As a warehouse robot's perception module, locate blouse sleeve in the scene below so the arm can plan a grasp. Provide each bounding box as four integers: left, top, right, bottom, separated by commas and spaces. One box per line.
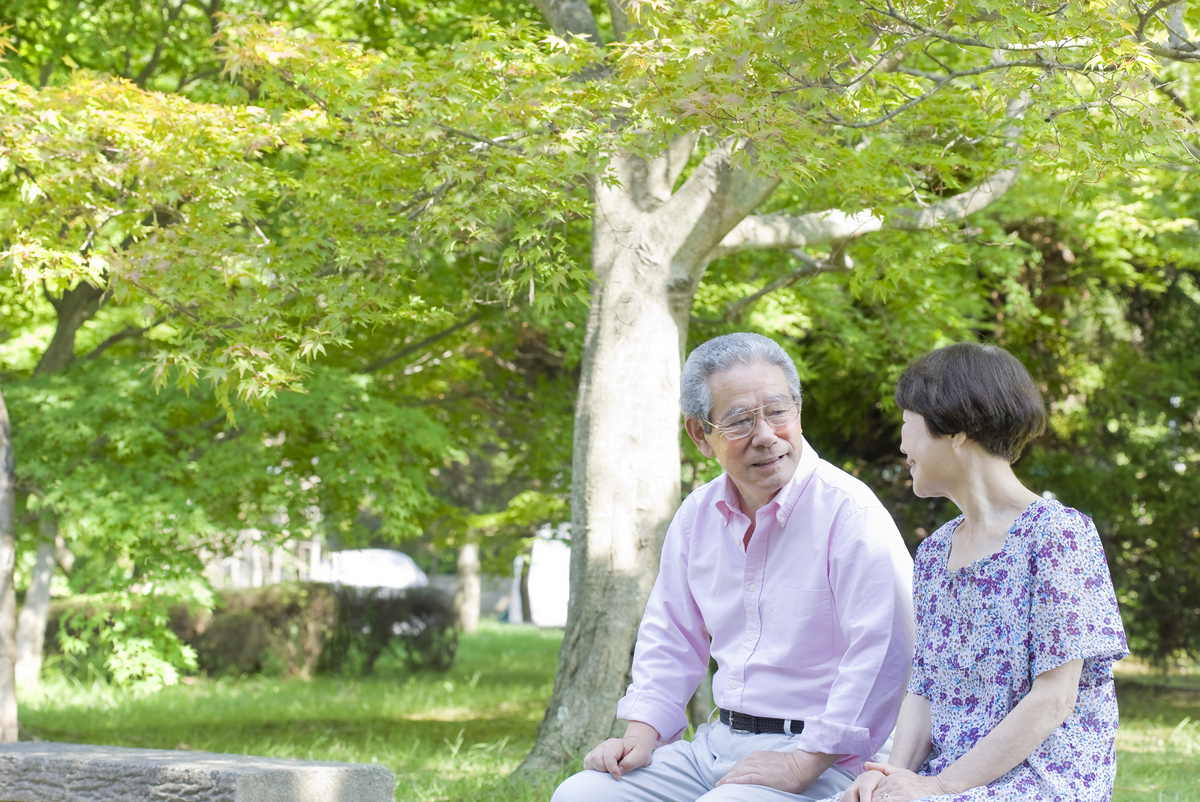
1028, 505, 1129, 678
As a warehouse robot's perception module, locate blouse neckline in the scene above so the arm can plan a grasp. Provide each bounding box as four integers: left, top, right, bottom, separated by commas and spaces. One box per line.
942, 497, 1050, 575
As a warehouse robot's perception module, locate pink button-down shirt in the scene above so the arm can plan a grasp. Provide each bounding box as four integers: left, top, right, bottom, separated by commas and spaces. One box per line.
616, 438, 914, 773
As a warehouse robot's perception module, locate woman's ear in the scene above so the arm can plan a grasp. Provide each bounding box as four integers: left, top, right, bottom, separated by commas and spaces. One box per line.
684, 417, 716, 458
949, 431, 969, 450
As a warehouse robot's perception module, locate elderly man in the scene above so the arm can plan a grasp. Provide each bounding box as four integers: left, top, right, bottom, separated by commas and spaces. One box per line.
552, 333, 914, 802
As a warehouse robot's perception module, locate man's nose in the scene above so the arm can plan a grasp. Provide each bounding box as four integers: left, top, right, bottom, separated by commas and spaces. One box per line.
748, 414, 776, 443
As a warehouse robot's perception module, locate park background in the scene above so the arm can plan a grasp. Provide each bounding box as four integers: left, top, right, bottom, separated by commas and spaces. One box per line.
2, 0, 1200, 798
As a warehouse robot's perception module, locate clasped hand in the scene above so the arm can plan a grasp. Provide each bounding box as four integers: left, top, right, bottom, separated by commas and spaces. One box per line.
583, 733, 655, 779
840, 762, 949, 802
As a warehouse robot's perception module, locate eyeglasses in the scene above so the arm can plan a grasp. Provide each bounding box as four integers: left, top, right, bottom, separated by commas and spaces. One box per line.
702, 400, 800, 441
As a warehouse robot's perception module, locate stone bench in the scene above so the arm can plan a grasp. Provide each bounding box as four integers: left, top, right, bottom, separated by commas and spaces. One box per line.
0, 742, 394, 802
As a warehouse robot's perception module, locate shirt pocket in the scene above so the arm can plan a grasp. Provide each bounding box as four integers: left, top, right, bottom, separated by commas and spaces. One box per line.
763, 588, 836, 668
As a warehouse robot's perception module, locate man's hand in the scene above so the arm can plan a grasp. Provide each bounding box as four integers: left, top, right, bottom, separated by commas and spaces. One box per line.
862, 761, 949, 802
716, 749, 836, 793
582, 721, 658, 780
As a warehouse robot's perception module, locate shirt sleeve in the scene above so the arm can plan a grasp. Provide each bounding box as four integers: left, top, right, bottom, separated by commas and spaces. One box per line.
1029, 506, 1129, 679
615, 500, 711, 743
786, 505, 915, 767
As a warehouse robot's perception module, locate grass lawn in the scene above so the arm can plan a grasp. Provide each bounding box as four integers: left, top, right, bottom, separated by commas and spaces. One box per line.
1113, 665, 1200, 802
21, 621, 573, 801
19, 622, 1200, 801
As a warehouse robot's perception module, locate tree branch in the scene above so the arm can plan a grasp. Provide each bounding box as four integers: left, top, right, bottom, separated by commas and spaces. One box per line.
713, 167, 1019, 258
825, 61, 1062, 129
133, 0, 187, 88
361, 314, 481, 374
888, 167, 1020, 230
662, 138, 781, 282
716, 92, 1026, 259
867, 3, 1098, 53
691, 249, 852, 325
83, 316, 169, 361
605, 0, 631, 41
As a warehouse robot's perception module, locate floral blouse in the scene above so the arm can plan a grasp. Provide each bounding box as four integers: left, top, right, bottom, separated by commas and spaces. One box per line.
905, 499, 1129, 801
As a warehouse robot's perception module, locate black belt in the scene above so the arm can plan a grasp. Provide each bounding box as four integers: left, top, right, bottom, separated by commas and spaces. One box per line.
719, 708, 804, 735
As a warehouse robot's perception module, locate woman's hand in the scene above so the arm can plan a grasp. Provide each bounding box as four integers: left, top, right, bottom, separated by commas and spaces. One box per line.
863, 762, 949, 802
837, 767, 885, 801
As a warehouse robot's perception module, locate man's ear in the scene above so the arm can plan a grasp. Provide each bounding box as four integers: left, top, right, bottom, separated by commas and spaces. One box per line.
684, 417, 716, 458
949, 431, 969, 450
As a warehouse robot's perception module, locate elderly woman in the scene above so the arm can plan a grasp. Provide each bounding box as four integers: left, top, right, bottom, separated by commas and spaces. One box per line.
837, 343, 1128, 802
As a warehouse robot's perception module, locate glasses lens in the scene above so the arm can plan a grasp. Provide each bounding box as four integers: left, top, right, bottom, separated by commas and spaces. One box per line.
718, 403, 797, 439
765, 404, 799, 426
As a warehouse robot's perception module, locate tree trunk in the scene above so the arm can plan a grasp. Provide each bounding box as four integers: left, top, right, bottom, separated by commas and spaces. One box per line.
15, 515, 57, 688
34, 282, 104, 376
518, 144, 776, 773
520, 210, 684, 769
455, 542, 481, 634
2, 281, 106, 701
0, 386, 19, 741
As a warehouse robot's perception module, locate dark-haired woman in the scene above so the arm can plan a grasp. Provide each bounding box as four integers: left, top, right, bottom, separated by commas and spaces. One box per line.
836, 343, 1128, 802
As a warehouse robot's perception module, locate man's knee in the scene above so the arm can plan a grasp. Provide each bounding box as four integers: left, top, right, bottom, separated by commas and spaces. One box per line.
551, 768, 618, 802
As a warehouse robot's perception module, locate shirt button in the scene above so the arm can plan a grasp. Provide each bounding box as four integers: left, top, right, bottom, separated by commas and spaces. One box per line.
730, 679, 740, 689
748, 583, 757, 592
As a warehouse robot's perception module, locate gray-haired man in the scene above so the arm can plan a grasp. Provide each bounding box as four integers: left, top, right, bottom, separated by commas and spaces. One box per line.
553, 332, 914, 802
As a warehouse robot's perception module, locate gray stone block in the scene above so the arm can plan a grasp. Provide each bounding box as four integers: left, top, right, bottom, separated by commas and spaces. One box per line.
0, 742, 394, 802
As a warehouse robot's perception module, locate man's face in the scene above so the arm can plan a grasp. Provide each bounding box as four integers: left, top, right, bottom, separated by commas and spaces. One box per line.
684, 361, 803, 514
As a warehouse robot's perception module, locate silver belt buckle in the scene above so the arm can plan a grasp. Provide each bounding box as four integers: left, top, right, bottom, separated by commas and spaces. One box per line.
728, 711, 755, 734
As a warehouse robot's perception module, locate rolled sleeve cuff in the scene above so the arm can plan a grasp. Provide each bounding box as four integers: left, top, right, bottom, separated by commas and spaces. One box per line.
785, 717, 873, 764
616, 688, 689, 744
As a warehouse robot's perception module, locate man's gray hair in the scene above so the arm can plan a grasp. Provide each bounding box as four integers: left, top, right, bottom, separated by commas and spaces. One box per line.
680, 333, 802, 428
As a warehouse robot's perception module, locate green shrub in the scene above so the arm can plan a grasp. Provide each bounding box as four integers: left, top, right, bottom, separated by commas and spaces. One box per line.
198, 583, 336, 678
327, 585, 459, 674
45, 581, 458, 682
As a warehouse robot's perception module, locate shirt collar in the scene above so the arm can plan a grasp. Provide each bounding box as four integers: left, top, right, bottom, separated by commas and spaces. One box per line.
713, 437, 820, 526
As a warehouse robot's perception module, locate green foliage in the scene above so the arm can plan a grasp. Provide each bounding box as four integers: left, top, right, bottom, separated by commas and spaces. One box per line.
997, 174, 1200, 663
48, 588, 208, 690
6, 0, 1200, 678
0, 0, 545, 99
614, 0, 1181, 192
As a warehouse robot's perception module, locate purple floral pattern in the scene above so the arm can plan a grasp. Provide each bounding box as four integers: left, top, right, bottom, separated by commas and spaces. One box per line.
903, 499, 1129, 801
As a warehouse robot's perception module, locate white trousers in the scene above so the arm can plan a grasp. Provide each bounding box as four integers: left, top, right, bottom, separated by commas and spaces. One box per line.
551, 723, 855, 802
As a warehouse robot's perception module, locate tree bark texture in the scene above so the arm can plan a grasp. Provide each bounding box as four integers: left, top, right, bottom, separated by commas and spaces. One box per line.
455, 542, 482, 634
15, 516, 56, 688
0, 386, 19, 742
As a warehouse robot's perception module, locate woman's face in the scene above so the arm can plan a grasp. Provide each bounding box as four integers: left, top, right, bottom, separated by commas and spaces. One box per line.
900, 410, 954, 498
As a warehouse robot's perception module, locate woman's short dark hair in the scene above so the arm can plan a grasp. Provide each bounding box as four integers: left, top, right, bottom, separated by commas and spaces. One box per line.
894, 343, 1047, 463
